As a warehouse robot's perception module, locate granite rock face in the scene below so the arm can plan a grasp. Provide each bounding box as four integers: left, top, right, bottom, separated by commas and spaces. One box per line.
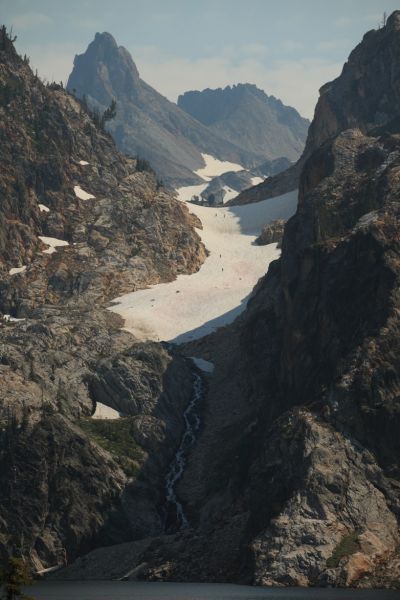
191, 16, 400, 585
255, 219, 285, 246
0, 306, 195, 570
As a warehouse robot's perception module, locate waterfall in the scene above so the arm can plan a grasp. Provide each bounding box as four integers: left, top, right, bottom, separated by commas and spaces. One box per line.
164, 370, 204, 530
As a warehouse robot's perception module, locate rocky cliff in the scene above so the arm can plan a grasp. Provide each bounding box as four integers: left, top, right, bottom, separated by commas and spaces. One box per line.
178, 84, 309, 163
176, 13, 400, 587
233, 10, 400, 206
0, 26, 205, 571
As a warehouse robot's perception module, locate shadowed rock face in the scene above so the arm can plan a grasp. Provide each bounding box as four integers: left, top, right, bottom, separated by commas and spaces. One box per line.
177, 13, 400, 586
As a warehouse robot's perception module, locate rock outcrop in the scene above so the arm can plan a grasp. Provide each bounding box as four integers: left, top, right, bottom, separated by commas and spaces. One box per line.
255, 219, 285, 246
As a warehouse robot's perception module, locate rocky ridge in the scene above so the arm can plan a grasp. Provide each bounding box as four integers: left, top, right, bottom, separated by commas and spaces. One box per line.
67, 33, 259, 186
178, 84, 309, 163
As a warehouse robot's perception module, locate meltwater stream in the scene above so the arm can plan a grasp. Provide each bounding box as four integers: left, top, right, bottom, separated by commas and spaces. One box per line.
165, 369, 205, 529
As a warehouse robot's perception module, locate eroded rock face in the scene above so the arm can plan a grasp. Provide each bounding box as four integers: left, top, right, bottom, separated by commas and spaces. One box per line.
223, 99, 400, 590
178, 84, 309, 163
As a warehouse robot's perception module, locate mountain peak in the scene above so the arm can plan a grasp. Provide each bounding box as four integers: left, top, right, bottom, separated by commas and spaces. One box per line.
93, 31, 118, 47
67, 32, 140, 105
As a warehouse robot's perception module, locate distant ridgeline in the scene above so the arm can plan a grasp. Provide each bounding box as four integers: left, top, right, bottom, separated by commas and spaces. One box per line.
67, 33, 309, 186
178, 84, 309, 164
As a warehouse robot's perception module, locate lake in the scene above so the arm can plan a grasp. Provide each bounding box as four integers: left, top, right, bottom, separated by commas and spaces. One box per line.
25, 581, 400, 600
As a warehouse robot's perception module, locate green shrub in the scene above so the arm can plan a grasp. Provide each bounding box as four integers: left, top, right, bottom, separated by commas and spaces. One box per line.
0, 557, 34, 600
326, 531, 360, 568
79, 417, 142, 477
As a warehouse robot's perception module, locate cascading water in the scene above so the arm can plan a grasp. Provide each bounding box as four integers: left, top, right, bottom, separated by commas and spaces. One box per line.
165, 370, 204, 530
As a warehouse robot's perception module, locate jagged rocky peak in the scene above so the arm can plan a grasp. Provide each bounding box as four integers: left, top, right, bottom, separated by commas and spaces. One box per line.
67, 33, 272, 186
68, 31, 141, 105
178, 83, 309, 162
178, 83, 303, 127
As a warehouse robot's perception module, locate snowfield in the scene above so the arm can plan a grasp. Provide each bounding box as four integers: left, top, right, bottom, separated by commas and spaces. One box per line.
222, 186, 238, 203
109, 189, 298, 343
251, 176, 265, 186
92, 402, 121, 419
194, 153, 244, 180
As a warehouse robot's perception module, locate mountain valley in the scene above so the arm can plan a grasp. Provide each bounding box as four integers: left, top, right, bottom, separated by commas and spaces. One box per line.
0, 8, 400, 594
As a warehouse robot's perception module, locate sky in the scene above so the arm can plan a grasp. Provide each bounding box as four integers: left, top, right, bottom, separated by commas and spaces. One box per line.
2, 0, 399, 119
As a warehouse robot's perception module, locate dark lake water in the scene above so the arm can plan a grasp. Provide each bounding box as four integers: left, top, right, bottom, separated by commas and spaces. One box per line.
25, 581, 400, 600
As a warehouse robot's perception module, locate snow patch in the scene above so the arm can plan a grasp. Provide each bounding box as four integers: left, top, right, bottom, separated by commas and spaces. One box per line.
194, 153, 244, 181
190, 357, 215, 373
9, 266, 27, 275
222, 186, 238, 203
92, 402, 121, 420
251, 176, 264, 186
176, 183, 208, 203
38, 204, 50, 213
109, 190, 298, 344
3, 314, 25, 323
74, 185, 95, 200
39, 236, 69, 254
78, 160, 89, 165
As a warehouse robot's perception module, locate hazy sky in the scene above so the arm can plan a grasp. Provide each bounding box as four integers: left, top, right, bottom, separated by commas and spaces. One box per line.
2, 0, 399, 118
